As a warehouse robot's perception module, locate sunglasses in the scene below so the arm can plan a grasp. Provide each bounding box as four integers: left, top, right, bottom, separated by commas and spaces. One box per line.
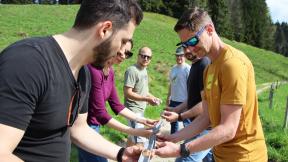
67, 85, 81, 127
139, 54, 152, 60
176, 26, 206, 48
176, 54, 185, 57
117, 50, 133, 59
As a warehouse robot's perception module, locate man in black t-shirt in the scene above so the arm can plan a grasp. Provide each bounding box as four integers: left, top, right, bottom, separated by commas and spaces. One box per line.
0, 1, 144, 162
161, 53, 213, 162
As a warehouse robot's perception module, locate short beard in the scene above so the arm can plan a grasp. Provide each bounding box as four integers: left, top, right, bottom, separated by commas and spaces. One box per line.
91, 34, 115, 69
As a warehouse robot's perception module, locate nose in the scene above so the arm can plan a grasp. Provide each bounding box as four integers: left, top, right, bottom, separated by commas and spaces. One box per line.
186, 46, 196, 52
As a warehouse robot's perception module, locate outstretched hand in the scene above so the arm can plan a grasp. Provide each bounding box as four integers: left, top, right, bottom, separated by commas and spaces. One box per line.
154, 141, 180, 158
161, 110, 179, 123
156, 133, 177, 143
139, 118, 158, 128
122, 145, 144, 162
132, 127, 153, 138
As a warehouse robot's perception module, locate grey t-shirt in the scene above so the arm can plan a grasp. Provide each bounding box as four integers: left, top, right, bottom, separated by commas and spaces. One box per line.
169, 63, 190, 102
124, 64, 149, 113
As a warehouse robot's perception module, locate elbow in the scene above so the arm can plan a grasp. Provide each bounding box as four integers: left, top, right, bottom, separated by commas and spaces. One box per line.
223, 127, 237, 142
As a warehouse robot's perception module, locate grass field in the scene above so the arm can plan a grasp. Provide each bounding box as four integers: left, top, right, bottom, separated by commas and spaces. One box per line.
258, 83, 288, 162
0, 4, 288, 162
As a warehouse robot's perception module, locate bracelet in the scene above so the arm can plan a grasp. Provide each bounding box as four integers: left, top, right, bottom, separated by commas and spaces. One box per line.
178, 113, 183, 121
117, 147, 125, 162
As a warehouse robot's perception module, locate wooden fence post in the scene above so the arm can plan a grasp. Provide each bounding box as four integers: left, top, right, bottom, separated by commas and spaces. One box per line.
283, 96, 288, 129
269, 83, 276, 109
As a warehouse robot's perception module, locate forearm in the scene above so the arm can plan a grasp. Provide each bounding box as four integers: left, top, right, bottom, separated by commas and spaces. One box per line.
125, 91, 148, 102
106, 118, 149, 137
166, 85, 171, 106
0, 154, 24, 162
186, 124, 234, 153
180, 102, 203, 120
172, 112, 210, 142
173, 101, 188, 113
71, 122, 121, 161
106, 118, 132, 134
118, 108, 141, 122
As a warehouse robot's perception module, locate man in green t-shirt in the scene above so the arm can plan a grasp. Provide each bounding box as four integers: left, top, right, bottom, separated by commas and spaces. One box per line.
124, 46, 161, 146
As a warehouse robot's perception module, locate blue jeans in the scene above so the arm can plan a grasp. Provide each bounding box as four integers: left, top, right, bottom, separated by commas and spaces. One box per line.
77, 124, 108, 162
175, 129, 214, 162
169, 100, 191, 134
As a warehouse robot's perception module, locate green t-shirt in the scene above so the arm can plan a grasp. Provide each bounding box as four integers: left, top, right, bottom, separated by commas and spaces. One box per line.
124, 64, 149, 113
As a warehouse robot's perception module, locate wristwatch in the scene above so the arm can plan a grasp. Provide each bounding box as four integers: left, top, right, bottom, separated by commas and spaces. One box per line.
180, 143, 190, 157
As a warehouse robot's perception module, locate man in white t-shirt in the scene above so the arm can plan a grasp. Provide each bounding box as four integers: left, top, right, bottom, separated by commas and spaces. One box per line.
166, 46, 191, 134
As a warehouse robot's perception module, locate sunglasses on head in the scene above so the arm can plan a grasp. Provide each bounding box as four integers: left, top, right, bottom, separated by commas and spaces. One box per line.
176, 26, 206, 48
139, 54, 152, 60
67, 85, 81, 127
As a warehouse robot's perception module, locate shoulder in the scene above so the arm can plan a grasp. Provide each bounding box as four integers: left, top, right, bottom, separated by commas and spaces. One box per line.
199, 57, 211, 66
125, 65, 138, 74
184, 63, 191, 69
87, 64, 103, 78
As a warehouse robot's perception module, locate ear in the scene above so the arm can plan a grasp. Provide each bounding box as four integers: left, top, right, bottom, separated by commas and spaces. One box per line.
206, 24, 214, 35
97, 21, 113, 40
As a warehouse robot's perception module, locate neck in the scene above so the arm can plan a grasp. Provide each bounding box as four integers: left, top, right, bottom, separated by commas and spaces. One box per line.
103, 67, 110, 76
53, 28, 97, 79
207, 35, 225, 62
136, 63, 145, 70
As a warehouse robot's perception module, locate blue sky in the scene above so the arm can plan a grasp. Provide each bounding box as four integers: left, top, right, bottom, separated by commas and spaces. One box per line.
266, 0, 288, 23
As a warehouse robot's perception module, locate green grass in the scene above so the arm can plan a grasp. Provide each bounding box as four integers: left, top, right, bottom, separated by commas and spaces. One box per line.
0, 5, 288, 161
258, 84, 288, 162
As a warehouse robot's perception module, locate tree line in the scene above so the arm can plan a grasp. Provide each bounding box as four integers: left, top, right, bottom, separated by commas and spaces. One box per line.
138, 0, 288, 57
1, 0, 287, 57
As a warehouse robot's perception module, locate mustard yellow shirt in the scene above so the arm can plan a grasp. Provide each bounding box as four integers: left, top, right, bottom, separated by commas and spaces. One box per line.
203, 44, 267, 162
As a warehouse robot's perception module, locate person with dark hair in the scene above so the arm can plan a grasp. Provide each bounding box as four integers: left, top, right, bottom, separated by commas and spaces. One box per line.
0, 0, 144, 162
155, 7, 267, 162
78, 41, 156, 162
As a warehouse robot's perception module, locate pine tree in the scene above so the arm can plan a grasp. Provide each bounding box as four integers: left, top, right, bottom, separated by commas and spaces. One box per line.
207, 0, 232, 39
228, 0, 244, 41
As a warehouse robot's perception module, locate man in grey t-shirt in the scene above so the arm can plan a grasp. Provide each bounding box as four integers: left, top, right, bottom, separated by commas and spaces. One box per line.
124, 46, 161, 146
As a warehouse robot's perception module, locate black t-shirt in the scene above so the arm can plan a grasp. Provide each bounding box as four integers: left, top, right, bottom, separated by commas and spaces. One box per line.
187, 57, 211, 110
0, 37, 90, 162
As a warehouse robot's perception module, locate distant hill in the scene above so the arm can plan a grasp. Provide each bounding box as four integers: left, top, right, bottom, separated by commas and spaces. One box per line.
0, 5, 287, 116
1, 5, 288, 162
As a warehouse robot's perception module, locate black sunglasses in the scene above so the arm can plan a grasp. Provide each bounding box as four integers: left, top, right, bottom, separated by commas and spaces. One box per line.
117, 50, 133, 59
139, 54, 152, 60
67, 85, 81, 127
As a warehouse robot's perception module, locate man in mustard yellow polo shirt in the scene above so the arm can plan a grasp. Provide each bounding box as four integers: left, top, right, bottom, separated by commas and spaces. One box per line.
155, 7, 267, 162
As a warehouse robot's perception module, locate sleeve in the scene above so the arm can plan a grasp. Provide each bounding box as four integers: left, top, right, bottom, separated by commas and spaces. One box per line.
220, 59, 248, 105
203, 66, 209, 101
185, 65, 191, 80
0, 44, 48, 130
124, 67, 137, 88
88, 66, 112, 125
198, 57, 211, 91
107, 69, 125, 115
79, 66, 91, 114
